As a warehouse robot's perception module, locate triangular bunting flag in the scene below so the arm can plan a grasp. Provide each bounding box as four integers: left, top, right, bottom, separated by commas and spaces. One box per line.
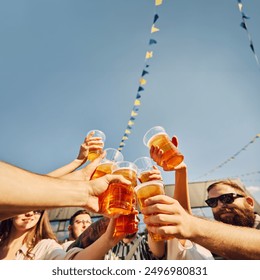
145, 51, 153, 59
240, 22, 247, 30
250, 43, 255, 53
125, 129, 131, 134
155, 0, 163, 6
122, 136, 128, 141
242, 12, 250, 19
141, 70, 149, 76
131, 111, 138, 117
138, 86, 144, 92
151, 25, 160, 33
136, 93, 141, 99
128, 120, 134, 126
149, 39, 157, 45
153, 14, 159, 23
134, 99, 141, 106
139, 78, 147, 85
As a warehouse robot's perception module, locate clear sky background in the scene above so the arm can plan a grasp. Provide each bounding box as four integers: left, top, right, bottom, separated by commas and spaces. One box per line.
1, 0, 259, 202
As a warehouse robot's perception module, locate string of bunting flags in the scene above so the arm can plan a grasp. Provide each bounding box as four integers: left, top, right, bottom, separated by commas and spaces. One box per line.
117, 0, 163, 151
197, 133, 260, 180
237, 0, 260, 69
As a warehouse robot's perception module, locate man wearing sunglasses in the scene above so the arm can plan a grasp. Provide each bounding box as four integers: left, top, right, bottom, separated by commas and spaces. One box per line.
206, 180, 260, 229
141, 134, 260, 259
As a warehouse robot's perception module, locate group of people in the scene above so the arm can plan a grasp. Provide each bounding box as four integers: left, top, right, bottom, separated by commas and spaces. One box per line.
0, 132, 260, 260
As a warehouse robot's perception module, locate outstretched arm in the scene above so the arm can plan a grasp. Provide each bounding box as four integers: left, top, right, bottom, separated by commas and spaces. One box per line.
142, 195, 260, 259
0, 161, 130, 221
72, 219, 124, 260
47, 132, 104, 177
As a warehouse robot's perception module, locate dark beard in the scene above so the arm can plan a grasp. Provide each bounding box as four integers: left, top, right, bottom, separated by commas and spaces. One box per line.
213, 206, 255, 227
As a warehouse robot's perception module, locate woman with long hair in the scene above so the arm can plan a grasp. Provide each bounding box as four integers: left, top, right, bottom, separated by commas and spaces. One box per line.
0, 209, 123, 260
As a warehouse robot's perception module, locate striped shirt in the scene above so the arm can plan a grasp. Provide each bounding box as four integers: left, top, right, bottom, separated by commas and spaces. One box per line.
106, 234, 163, 260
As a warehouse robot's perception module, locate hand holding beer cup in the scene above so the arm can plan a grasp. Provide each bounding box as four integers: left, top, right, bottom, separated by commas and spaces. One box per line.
86, 129, 106, 161
135, 180, 170, 241
101, 161, 138, 217
143, 126, 184, 171
134, 156, 162, 183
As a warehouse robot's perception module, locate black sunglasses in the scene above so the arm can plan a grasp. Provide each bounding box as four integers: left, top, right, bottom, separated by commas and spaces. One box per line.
205, 193, 244, 208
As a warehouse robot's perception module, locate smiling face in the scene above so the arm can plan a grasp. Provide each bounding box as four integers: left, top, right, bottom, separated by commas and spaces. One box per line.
12, 211, 42, 233
208, 183, 255, 227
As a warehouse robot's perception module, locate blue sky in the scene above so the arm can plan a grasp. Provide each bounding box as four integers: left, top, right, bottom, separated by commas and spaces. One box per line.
0, 0, 259, 202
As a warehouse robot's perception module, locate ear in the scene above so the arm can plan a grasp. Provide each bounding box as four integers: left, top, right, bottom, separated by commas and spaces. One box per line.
245, 196, 254, 208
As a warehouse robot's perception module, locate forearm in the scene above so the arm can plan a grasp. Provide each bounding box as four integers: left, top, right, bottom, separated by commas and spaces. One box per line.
190, 216, 260, 259
174, 167, 191, 213
68, 217, 110, 250
0, 161, 88, 220
147, 235, 165, 258
47, 159, 85, 177
73, 234, 113, 260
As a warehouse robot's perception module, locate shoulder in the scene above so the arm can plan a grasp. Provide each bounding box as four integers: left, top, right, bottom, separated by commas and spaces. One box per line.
36, 239, 62, 249
33, 239, 65, 260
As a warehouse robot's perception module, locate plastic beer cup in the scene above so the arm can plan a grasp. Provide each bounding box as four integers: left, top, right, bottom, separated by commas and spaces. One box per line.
143, 126, 184, 170
114, 208, 139, 237
134, 156, 154, 183
91, 148, 123, 213
87, 129, 106, 161
104, 161, 138, 216
135, 180, 169, 241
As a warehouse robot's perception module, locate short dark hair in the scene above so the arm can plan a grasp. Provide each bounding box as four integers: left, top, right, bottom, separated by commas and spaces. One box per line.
69, 210, 91, 225
207, 179, 246, 196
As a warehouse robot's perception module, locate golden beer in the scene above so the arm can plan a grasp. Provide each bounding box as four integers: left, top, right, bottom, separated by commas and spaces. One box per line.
135, 181, 164, 209
91, 162, 113, 180
147, 133, 183, 170
87, 129, 106, 161
135, 180, 170, 242
105, 164, 137, 217
114, 212, 138, 237
88, 149, 103, 161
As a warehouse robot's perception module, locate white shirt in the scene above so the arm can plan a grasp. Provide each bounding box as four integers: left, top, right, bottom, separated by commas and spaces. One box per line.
14, 239, 82, 260
167, 238, 214, 260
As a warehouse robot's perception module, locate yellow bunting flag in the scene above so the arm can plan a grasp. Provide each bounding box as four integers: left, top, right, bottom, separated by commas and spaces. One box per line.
151, 24, 160, 33
131, 111, 138, 117
122, 136, 128, 140
139, 78, 147, 85
145, 51, 153, 59
155, 0, 163, 6
134, 99, 141, 106
128, 120, 134, 126
125, 129, 131, 134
